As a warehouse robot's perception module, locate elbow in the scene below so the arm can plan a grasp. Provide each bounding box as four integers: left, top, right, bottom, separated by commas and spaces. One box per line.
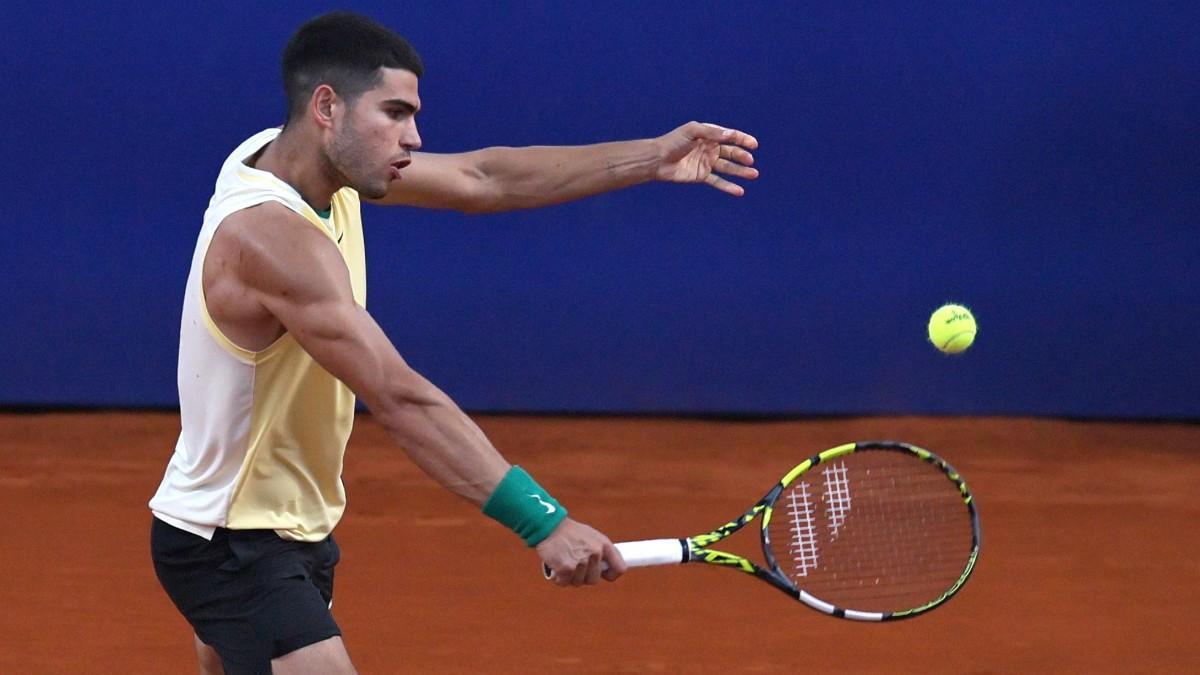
456, 200, 499, 216
455, 180, 506, 215
456, 148, 514, 215
458, 189, 542, 215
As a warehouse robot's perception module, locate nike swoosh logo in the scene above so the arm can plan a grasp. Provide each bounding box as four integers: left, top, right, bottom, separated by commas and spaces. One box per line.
528, 493, 556, 514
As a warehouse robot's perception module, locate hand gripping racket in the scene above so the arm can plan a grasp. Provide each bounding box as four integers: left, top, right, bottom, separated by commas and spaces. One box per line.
544, 441, 980, 621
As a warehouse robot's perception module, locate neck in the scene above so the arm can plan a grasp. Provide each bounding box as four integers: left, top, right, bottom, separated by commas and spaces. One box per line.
254, 125, 340, 212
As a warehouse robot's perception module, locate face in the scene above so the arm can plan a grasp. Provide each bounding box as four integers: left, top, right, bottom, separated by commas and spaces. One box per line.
326, 67, 422, 198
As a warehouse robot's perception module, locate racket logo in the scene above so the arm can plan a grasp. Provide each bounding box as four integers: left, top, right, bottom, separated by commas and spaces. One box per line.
786, 482, 819, 576
821, 463, 852, 539
527, 493, 556, 514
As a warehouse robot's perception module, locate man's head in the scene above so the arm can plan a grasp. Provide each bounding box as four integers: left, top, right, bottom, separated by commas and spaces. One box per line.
283, 12, 423, 123
282, 12, 424, 197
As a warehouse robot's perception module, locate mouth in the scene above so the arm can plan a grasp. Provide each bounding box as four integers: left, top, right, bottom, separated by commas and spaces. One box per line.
389, 158, 411, 180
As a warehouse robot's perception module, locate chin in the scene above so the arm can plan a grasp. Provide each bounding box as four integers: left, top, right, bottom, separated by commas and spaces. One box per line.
353, 181, 390, 199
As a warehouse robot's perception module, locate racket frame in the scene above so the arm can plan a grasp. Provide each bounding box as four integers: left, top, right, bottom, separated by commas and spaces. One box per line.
679, 441, 981, 621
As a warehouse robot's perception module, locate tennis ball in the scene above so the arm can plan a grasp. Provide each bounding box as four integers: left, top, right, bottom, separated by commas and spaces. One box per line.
928, 304, 977, 354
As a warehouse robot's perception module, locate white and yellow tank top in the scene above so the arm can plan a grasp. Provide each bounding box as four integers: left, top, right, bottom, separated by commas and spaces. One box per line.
149, 128, 366, 542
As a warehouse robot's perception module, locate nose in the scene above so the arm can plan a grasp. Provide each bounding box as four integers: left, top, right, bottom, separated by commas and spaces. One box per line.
401, 119, 422, 152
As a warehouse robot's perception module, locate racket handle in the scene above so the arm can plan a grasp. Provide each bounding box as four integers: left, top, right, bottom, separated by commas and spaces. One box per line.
542, 538, 687, 580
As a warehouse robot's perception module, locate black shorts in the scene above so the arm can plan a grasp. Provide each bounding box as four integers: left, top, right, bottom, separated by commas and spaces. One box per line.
150, 517, 342, 675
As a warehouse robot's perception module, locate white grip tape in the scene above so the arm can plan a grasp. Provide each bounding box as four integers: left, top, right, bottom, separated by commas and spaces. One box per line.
542, 538, 685, 580
614, 539, 688, 567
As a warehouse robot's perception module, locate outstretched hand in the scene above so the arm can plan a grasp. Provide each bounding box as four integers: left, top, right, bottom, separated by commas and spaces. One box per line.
654, 121, 759, 196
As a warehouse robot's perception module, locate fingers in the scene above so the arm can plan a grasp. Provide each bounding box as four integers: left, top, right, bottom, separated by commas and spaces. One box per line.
714, 157, 759, 180
569, 559, 590, 586
585, 551, 603, 585
702, 154, 757, 197
545, 545, 618, 586
719, 143, 755, 167
601, 542, 626, 582
695, 122, 759, 150
705, 172, 746, 197
538, 519, 625, 587
548, 561, 587, 587
548, 562, 573, 587
559, 554, 603, 587
688, 122, 759, 196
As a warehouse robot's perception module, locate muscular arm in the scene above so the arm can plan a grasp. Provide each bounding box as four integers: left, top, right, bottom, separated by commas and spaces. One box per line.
374, 140, 659, 213
368, 121, 758, 213
209, 204, 624, 582
219, 204, 508, 503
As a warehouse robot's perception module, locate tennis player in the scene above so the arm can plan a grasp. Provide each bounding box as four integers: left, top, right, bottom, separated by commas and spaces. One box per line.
148, 11, 758, 675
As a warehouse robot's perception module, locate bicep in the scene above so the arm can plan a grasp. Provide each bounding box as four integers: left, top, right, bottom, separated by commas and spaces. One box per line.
366, 150, 491, 212
236, 212, 423, 408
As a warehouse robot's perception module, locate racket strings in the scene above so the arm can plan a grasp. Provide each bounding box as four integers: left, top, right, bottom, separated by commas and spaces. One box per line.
767, 452, 974, 613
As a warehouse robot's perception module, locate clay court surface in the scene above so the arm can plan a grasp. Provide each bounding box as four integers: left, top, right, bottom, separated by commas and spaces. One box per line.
1, 412, 1197, 673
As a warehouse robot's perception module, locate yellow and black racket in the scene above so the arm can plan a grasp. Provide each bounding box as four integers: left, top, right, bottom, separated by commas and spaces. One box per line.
547, 441, 980, 621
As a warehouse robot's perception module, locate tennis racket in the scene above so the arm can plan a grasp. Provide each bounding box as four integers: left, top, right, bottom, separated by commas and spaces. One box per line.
544, 441, 980, 621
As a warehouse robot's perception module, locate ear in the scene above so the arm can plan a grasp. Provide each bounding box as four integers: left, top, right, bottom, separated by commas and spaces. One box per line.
309, 84, 338, 130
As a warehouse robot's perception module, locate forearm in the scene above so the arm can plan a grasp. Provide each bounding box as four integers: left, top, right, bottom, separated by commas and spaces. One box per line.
249, 221, 518, 507
298, 305, 512, 504
469, 139, 661, 213
369, 377, 511, 505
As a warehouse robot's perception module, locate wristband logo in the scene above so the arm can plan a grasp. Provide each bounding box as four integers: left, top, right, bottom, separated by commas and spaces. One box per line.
527, 493, 557, 514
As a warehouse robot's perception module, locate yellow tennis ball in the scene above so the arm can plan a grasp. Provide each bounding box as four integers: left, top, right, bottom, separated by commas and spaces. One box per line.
928, 304, 977, 354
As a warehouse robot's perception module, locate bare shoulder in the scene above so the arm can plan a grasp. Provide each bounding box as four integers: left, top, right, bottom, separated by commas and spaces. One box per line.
212, 201, 312, 263
209, 202, 349, 298
202, 203, 308, 349
204, 203, 354, 350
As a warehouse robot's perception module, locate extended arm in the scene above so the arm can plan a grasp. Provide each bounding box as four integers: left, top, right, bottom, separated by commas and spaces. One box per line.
214, 204, 624, 583
368, 121, 758, 213
227, 204, 508, 501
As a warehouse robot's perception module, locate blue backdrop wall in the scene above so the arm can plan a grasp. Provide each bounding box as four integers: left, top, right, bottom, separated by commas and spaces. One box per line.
2, 2, 1197, 418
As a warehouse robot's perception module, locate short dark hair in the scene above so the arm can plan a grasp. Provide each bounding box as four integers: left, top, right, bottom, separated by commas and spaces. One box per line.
282, 12, 424, 122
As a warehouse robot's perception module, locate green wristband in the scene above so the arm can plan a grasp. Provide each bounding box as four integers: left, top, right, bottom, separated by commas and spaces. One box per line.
482, 466, 568, 546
